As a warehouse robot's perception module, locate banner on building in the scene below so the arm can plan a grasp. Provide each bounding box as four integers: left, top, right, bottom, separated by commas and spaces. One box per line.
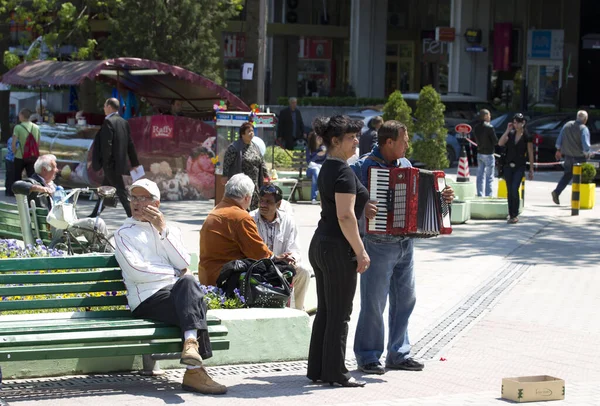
298, 38, 332, 59
493, 23, 512, 71
527, 30, 564, 60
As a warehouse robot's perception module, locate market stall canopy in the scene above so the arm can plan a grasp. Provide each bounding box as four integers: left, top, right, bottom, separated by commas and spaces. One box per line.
0, 58, 249, 116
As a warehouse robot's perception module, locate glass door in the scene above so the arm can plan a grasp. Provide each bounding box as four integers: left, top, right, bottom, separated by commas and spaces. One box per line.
384, 41, 414, 96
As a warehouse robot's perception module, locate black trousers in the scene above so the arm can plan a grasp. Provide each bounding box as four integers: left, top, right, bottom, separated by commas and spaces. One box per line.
4, 159, 15, 196
504, 165, 525, 219
13, 158, 34, 183
307, 234, 358, 383
132, 275, 213, 360
90, 171, 131, 217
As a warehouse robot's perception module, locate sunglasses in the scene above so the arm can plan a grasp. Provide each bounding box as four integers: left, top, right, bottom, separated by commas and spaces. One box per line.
259, 184, 283, 197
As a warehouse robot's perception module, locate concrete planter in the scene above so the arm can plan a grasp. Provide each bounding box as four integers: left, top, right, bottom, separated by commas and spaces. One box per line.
446, 179, 476, 200
467, 197, 509, 220
450, 200, 471, 224
2, 308, 311, 379
579, 183, 596, 209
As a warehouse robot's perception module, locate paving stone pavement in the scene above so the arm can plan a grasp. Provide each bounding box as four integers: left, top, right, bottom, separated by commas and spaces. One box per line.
2, 169, 600, 405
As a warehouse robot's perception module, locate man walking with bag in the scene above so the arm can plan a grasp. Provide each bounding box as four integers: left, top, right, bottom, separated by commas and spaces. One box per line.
12, 108, 40, 181
92, 98, 142, 218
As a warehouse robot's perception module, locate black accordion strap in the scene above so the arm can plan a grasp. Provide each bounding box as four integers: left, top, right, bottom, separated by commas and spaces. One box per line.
366, 154, 393, 167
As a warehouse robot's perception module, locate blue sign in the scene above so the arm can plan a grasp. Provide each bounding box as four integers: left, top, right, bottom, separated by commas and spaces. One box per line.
531, 31, 552, 58
466, 46, 486, 52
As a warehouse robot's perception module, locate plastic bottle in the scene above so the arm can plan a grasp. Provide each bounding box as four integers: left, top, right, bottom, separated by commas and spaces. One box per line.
53, 185, 65, 204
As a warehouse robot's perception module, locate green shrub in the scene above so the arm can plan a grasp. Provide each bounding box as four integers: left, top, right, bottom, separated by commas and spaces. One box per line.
265, 146, 293, 168
412, 86, 449, 170
382, 90, 414, 157
581, 163, 597, 184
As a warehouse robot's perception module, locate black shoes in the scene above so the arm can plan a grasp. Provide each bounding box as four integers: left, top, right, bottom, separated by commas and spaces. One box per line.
386, 358, 425, 371
358, 362, 385, 375
551, 191, 560, 205
329, 377, 366, 387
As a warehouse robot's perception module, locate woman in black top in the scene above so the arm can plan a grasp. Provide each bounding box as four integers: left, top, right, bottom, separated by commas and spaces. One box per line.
307, 115, 376, 388
498, 113, 534, 224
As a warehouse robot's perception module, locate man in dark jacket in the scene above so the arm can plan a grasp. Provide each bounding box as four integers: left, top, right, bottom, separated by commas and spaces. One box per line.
359, 116, 383, 156
473, 109, 498, 197
91, 98, 141, 217
277, 98, 305, 150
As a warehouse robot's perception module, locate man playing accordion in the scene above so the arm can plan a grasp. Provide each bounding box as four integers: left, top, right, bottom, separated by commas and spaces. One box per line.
351, 120, 454, 375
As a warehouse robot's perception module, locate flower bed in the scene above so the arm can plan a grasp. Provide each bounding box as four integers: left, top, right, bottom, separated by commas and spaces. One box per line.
0, 239, 245, 312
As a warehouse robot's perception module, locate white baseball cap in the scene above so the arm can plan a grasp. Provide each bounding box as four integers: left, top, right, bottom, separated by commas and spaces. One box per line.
129, 179, 161, 201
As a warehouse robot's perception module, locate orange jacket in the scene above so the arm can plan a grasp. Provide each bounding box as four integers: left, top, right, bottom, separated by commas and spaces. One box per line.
199, 197, 272, 286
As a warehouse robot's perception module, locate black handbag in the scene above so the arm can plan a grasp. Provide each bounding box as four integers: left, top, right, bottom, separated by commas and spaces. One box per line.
239, 258, 292, 308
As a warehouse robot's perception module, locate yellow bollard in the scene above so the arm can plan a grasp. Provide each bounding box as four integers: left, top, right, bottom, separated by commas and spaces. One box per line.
571, 163, 582, 216
498, 178, 507, 198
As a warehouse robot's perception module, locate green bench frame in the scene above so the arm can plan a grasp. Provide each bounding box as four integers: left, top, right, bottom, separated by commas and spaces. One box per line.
0, 254, 229, 374
0, 201, 53, 246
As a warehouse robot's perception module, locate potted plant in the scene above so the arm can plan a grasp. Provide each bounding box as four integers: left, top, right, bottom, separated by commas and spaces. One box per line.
412, 86, 450, 170
579, 163, 597, 209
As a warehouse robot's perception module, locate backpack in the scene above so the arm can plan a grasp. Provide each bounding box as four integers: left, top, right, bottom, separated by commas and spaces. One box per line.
20, 124, 40, 164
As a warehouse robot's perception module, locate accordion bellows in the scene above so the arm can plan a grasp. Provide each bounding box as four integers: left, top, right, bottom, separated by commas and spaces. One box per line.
367, 167, 452, 238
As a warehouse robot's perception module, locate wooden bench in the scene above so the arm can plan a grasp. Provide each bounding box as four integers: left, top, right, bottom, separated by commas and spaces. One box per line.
0, 201, 52, 246
0, 254, 229, 375
277, 150, 311, 202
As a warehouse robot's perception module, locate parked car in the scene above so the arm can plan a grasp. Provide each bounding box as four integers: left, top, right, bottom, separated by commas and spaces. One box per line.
346, 109, 384, 132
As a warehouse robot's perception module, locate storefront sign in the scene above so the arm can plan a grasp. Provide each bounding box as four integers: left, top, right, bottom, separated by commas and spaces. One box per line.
466, 46, 486, 52
435, 27, 455, 42
465, 29, 482, 44
223, 33, 246, 59
527, 30, 564, 60
299, 38, 332, 59
151, 115, 174, 139
422, 37, 449, 63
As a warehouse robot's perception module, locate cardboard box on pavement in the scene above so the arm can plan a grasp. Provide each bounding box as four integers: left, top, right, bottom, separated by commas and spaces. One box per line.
501, 375, 565, 402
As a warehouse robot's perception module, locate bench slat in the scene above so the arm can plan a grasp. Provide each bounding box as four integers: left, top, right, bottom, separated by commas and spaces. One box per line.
0, 281, 126, 297
0, 229, 24, 240
0, 295, 128, 311
0, 325, 229, 347
0, 270, 123, 284
0, 338, 230, 361
0, 317, 223, 334
0, 310, 221, 324
0, 254, 118, 271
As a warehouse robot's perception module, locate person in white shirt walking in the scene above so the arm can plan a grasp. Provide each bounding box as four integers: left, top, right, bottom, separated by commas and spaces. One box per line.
114, 178, 226, 395
250, 184, 311, 311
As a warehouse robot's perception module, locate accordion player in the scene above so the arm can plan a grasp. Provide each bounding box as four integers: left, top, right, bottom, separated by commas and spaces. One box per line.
367, 166, 452, 238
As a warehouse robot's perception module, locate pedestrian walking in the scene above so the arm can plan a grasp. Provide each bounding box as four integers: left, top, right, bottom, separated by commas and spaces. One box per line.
4, 136, 17, 196
473, 109, 498, 197
91, 98, 142, 218
497, 113, 534, 224
12, 108, 40, 182
551, 110, 591, 205
358, 116, 383, 157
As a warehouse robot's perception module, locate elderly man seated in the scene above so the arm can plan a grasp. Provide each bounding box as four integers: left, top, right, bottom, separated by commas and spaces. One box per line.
114, 179, 226, 395
14, 154, 108, 246
250, 184, 311, 310
198, 173, 273, 286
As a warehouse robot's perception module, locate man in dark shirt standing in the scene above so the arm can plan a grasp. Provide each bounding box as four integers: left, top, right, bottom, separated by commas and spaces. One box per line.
473, 109, 498, 197
91, 98, 142, 218
359, 116, 383, 156
277, 97, 305, 150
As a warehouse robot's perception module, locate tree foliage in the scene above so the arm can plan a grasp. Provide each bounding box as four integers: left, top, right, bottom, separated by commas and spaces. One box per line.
103, 0, 243, 83
382, 90, 414, 157
1, 0, 120, 69
412, 85, 449, 170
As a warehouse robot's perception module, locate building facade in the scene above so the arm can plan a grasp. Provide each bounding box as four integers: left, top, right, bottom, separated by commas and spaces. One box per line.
223, 0, 595, 109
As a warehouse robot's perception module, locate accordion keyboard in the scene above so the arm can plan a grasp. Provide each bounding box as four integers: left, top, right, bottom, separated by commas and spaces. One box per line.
368, 168, 391, 233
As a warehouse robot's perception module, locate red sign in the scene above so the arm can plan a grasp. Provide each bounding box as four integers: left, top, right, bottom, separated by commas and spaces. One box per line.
299, 37, 332, 59
435, 27, 456, 42
151, 115, 175, 139
223, 33, 246, 59
455, 124, 472, 134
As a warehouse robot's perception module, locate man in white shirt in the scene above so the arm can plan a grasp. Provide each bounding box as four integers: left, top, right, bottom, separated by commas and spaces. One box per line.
114, 179, 226, 395
250, 184, 311, 310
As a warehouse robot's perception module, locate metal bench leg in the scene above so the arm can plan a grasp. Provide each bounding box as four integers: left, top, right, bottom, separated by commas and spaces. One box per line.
141, 354, 165, 376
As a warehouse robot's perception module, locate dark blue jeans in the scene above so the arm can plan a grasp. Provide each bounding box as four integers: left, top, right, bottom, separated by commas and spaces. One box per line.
504, 165, 525, 219
554, 155, 587, 197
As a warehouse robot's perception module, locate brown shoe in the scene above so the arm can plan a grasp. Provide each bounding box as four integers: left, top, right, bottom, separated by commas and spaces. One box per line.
182, 367, 227, 395
180, 338, 203, 366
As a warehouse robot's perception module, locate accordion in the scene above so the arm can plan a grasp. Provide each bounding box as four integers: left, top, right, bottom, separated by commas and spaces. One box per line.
367, 167, 452, 238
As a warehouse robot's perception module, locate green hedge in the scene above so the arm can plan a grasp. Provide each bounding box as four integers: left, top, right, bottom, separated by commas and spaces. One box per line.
276, 97, 387, 107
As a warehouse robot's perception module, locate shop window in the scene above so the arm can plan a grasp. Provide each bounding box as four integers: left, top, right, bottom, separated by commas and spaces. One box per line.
297, 37, 332, 97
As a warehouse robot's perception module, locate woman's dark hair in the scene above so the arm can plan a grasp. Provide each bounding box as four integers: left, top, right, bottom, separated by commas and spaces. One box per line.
312, 115, 363, 148
239, 122, 254, 138
307, 131, 319, 152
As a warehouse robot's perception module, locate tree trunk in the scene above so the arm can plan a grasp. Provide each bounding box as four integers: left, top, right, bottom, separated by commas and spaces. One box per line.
241, 0, 268, 106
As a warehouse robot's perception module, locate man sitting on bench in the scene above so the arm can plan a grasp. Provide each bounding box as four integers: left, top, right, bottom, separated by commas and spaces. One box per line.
250, 184, 311, 310
114, 179, 227, 395
14, 154, 108, 245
